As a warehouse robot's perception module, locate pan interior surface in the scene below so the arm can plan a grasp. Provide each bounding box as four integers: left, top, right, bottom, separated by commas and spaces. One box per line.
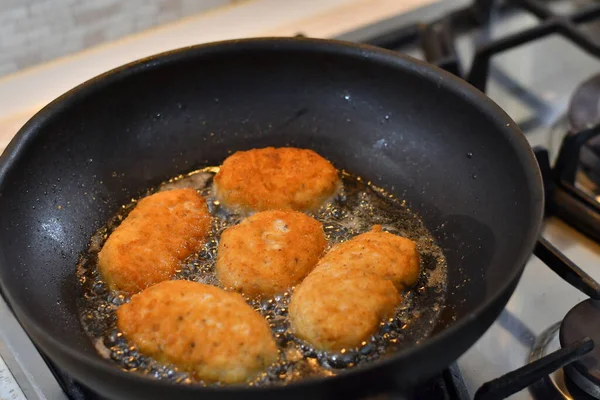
0, 38, 542, 396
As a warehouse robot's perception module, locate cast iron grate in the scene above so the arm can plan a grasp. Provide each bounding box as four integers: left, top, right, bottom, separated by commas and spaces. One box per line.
362, 0, 600, 90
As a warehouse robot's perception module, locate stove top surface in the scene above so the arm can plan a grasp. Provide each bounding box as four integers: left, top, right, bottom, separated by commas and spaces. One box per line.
2, 0, 600, 399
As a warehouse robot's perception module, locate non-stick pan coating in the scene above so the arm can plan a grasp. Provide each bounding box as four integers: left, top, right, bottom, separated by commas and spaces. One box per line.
0, 38, 543, 399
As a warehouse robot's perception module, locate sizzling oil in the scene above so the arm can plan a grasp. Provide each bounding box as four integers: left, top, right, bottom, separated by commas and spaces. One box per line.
77, 168, 447, 386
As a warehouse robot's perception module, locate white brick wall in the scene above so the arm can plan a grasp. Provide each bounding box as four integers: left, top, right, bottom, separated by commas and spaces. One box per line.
0, 0, 235, 77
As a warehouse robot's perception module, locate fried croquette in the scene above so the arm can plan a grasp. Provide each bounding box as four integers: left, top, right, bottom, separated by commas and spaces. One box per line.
289, 268, 400, 351
98, 189, 211, 294
117, 280, 277, 383
213, 147, 340, 213
314, 225, 420, 291
216, 210, 326, 297
289, 225, 420, 351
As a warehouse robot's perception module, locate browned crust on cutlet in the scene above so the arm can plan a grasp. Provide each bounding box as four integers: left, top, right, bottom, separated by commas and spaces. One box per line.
216, 210, 326, 297
314, 225, 420, 291
117, 280, 277, 383
213, 147, 340, 213
289, 226, 420, 351
289, 268, 400, 351
98, 188, 211, 294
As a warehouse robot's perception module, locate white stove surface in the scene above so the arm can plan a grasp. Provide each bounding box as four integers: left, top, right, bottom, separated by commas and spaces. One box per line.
1, 0, 600, 399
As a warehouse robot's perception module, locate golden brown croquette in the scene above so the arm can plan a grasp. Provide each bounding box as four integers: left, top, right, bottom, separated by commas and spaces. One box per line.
98, 189, 211, 294
289, 268, 400, 351
213, 147, 340, 213
117, 280, 277, 383
314, 225, 420, 291
216, 210, 326, 297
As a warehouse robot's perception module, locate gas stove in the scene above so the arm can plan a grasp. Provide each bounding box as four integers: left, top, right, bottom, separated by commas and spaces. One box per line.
3, 0, 600, 399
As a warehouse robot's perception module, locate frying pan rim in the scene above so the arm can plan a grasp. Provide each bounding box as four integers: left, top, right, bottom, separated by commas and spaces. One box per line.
0, 36, 544, 392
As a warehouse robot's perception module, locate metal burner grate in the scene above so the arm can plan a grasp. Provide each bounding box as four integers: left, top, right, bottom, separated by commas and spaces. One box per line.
468, 0, 600, 91
362, 0, 600, 92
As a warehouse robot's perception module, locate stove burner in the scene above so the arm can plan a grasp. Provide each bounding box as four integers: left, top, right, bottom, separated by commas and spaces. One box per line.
569, 74, 600, 133
565, 74, 600, 189
560, 299, 600, 399
529, 322, 597, 399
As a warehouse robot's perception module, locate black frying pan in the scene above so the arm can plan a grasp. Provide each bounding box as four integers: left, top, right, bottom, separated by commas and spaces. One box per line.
0, 38, 543, 399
